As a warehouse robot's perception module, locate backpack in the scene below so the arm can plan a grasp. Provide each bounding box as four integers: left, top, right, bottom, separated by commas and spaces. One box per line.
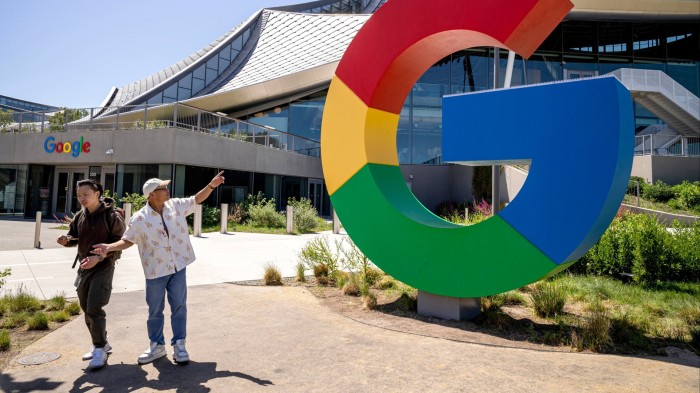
70, 206, 124, 268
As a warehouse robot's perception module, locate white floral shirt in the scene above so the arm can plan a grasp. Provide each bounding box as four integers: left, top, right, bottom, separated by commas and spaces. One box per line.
122, 197, 197, 279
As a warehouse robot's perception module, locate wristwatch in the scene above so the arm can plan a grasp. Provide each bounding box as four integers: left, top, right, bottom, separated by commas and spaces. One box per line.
208, 184, 215, 189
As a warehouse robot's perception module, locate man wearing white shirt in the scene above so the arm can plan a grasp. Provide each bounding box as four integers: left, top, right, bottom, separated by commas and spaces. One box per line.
93, 171, 224, 365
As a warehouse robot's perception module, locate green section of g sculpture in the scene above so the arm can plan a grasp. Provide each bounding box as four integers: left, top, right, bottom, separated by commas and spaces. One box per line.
332, 164, 565, 297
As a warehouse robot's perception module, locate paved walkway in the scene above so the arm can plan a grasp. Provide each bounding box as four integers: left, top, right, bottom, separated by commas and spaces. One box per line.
0, 218, 698, 392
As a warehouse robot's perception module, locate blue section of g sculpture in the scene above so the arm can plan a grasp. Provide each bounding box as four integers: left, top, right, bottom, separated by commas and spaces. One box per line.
442, 76, 634, 264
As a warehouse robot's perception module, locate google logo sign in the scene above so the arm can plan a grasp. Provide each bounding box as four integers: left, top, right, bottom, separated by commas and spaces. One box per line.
44, 136, 91, 158
321, 0, 634, 297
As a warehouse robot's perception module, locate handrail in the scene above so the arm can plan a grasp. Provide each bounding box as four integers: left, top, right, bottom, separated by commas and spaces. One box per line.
0, 102, 321, 158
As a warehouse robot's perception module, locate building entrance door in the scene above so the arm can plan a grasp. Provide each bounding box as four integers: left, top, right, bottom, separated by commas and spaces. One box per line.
308, 179, 324, 214
54, 169, 88, 216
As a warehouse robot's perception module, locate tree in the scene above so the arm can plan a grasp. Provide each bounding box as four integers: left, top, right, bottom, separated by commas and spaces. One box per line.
48, 108, 88, 131
0, 109, 14, 131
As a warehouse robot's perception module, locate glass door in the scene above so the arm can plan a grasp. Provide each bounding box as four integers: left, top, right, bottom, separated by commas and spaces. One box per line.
54, 169, 87, 216
308, 179, 324, 214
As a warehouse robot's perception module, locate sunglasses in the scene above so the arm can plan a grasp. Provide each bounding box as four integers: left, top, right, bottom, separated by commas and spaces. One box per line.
154, 186, 169, 192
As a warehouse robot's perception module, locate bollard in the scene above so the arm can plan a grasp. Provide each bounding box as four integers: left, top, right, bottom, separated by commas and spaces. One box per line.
220, 204, 228, 234
332, 208, 340, 234
194, 205, 203, 237
34, 211, 42, 248
286, 205, 294, 234
465, 207, 469, 220
124, 203, 132, 224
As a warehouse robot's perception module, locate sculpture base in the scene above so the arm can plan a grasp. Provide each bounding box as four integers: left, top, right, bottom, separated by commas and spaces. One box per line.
417, 291, 481, 321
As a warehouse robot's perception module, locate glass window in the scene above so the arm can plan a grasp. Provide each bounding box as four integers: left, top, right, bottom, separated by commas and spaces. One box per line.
632, 23, 664, 59
451, 48, 490, 93
231, 36, 243, 53
219, 56, 230, 73
525, 53, 562, 83
192, 77, 205, 95
242, 29, 250, 44
289, 99, 325, 141
598, 23, 631, 57
205, 67, 217, 85
563, 21, 596, 54
397, 106, 410, 164
163, 84, 178, 100
0, 164, 27, 216
116, 164, 171, 198
193, 64, 206, 80
219, 45, 231, 61
666, 24, 699, 61
247, 106, 289, 132
179, 73, 192, 90
147, 92, 162, 105
206, 57, 218, 72
178, 87, 191, 100
411, 106, 442, 165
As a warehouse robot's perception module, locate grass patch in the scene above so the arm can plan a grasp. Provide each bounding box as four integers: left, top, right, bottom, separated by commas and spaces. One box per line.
295, 262, 306, 283
0, 330, 9, 351
50, 310, 70, 323
263, 263, 282, 286
2, 313, 27, 329
46, 294, 66, 311
530, 282, 567, 318
5, 286, 43, 313
622, 194, 698, 216
65, 302, 81, 316
26, 312, 49, 330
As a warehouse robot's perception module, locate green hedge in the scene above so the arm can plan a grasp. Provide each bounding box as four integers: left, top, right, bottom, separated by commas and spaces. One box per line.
572, 213, 700, 284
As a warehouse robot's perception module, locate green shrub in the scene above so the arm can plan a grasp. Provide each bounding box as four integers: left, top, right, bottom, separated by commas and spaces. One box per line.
5, 287, 42, 313
296, 262, 306, 282
0, 268, 10, 291
263, 263, 282, 286
46, 294, 66, 311
374, 275, 396, 290
642, 180, 675, 203
670, 181, 700, 212
50, 310, 70, 322
2, 313, 27, 329
342, 274, 361, 296
27, 312, 49, 330
288, 198, 319, 233
0, 330, 9, 351
65, 302, 81, 316
576, 302, 614, 352
484, 291, 526, 311
299, 236, 340, 275
313, 264, 330, 279
248, 199, 285, 228
530, 282, 567, 318
574, 213, 700, 283
362, 292, 377, 310
363, 267, 383, 287
120, 192, 147, 212
398, 291, 417, 312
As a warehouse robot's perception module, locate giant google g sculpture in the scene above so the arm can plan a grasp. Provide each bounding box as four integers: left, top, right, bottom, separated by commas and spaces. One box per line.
321, 0, 634, 297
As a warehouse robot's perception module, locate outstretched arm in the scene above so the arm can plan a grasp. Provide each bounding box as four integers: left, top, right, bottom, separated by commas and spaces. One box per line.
92, 239, 134, 257
195, 170, 225, 204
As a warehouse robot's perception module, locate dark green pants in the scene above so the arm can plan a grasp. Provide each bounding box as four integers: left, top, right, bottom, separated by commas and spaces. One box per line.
76, 265, 114, 348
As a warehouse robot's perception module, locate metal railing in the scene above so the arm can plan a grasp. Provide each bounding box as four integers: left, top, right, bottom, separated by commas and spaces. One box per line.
634, 135, 700, 157
0, 102, 321, 158
609, 68, 700, 120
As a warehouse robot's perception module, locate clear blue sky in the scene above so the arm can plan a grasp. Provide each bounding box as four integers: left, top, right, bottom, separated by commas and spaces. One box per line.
0, 0, 303, 108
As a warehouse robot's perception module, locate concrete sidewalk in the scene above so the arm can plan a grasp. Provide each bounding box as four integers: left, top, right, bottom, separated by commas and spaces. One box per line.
0, 218, 698, 392
0, 215, 339, 300
2, 284, 699, 392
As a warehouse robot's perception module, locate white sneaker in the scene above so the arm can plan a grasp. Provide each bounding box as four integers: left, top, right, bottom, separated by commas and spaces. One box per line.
82, 342, 112, 361
87, 348, 107, 370
172, 339, 189, 363
138, 342, 167, 364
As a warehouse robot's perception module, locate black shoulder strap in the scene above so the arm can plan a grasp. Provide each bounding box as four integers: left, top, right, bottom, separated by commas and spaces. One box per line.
70, 210, 83, 269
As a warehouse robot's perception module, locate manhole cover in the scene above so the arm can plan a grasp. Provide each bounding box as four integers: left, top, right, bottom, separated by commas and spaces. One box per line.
16, 352, 60, 365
